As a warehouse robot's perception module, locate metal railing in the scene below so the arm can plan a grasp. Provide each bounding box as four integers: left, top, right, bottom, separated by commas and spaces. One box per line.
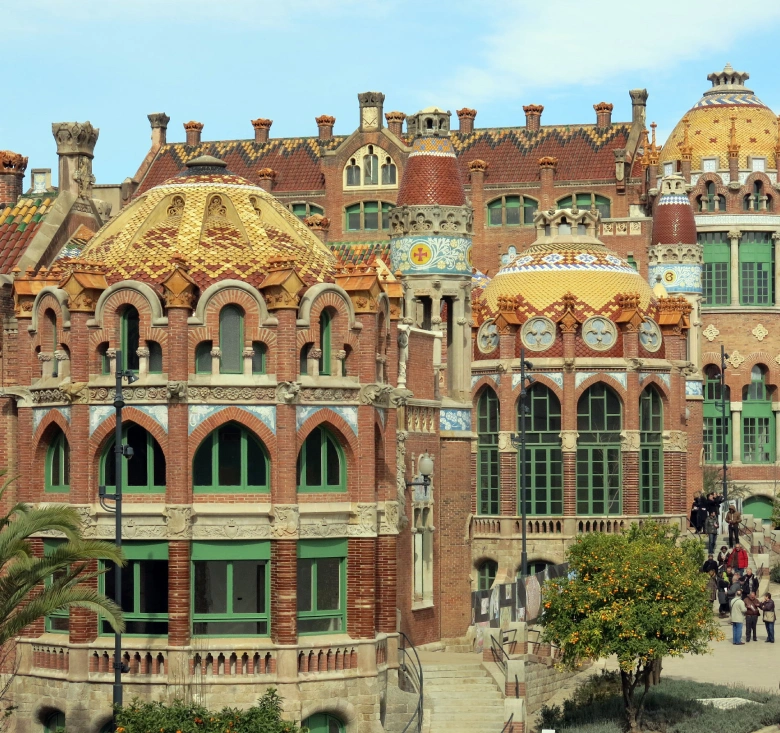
500, 713, 514, 733
490, 634, 519, 698
398, 632, 423, 733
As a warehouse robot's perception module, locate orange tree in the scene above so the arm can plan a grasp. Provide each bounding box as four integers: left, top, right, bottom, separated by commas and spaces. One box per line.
540, 522, 720, 733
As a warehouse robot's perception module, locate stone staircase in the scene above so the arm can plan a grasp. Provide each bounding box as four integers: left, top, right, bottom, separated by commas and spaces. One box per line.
422, 659, 506, 733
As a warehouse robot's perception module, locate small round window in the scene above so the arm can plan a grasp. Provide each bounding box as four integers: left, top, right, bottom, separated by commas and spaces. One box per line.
521, 316, 556, 352
477, 319, 499, 354
582, 317, 617, 351
638, 317, 662, 353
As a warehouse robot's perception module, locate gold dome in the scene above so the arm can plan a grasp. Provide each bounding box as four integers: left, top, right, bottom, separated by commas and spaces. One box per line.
659, 64, 778, 171
80, 156, 336, 289
482, 211, 654, 318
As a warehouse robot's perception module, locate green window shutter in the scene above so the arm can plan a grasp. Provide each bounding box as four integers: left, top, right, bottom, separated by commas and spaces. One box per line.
44, 539, 69, 633
557, 196, 572, 209
195, 341, 212, 373
219, 305, 243, 374
46, 430, 70, 493
522, 385, 563, 515
627, 255, 638, 271
298, 538, 348, 558
122, 306, 140, 372
576, 193, 592, 209
478, 560, 497, 590
292, 203, 307, 219
251, 342, 266, 374
639, 388, 663, 514
193, 424, 269, 492
310, 204, 324, 216
319, 310, 331, 375
594, 195, 611, 218
192, 541, 271, 561
147, 341, 163, 373
297, 540, 347, 634
381, 202, 393, 229
297, 427, 345, 493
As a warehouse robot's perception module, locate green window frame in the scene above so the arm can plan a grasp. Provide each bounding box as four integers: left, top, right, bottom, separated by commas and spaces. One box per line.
487, 195, 537, 226
147, 341, 163, 373
297, 426, 346, 493
477, 560, 497, 591
576, 384, 622, 515
219, 305, 244, 374
297, 538, 347, 635
739, 232, 774, 306
699, 232, 730, 307
627, 255, 638, 271
251, 342, 266, 374
344, 201, 393, 231
557, 193, 610, 218
345, 203, 361, 230
303, 713, 345, 733
195, 340, 212, 374
191, 541, 270, 636
742, 366, 774, 463
46, 310, 58, 378
477, 389, 500, 515
121, 306, 140, 372
101, 424, 166, 494
703, 365, 731, 463
291, 202, 324, 220
100, 541, 168, 636
45, 429, 70, 493
319, 311, 332, 376
520, 385, 563, 515
43, 711, 66, 733
99, 343, 111, 374
193, 423, 269, 492
43, 538, 69, 634
381, 157, 397, 185
639, 387, 663, 514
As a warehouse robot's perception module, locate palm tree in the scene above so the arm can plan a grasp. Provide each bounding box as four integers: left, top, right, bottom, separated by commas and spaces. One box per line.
0, 471, 124, 645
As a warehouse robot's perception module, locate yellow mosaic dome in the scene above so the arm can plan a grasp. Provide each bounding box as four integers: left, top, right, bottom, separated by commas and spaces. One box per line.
80, 156, 336, 289
482, 214, 654, 319
659, 64, 778, 171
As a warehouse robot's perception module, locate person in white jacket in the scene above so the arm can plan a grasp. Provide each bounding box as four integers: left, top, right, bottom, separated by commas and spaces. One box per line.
731, 590, 747, 645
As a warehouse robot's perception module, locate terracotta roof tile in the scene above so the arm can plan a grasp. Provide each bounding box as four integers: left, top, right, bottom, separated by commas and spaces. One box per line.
0, 194, 59, 273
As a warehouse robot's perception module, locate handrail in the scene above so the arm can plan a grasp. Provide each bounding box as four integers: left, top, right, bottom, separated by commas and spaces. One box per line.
398, 632, 423, 733
490, 634, 519, 698
500, 713, 514, 733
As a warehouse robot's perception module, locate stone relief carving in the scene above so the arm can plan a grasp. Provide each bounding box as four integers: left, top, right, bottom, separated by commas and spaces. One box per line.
187, 386, 276, 401
389, 388, 413, 407
192, 518, 271, 540
60, 382, 88, 404
360, 383, 394, 407
396, 431, 409, 528
276, 381, 301, 404
89, 386, 168, 402
32, 388, 66, 404
663, 430, 688, 452
559, 430, 579, 452
752, 324, 769, 342
703, 324, 720, 342
379, 501, 400, 535
498, 432, 516, 453
163, 506, 192, 538
270, 505, 300, 538
726, 351, 745, 369
167, 381, 187, 400
620, 431, 641, 452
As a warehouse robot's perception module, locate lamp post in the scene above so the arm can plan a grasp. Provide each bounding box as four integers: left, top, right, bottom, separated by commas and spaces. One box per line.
405, 453, 434, 498
98, 349, 137, 730
510, 348, 534, 578
720, 345, 729, 506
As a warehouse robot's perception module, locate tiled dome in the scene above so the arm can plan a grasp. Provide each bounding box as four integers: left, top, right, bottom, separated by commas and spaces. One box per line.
80, 156, 336, 289
482, 213, 654, 317
659, 64, 778, 171
652, 175, 697, 245
396, 135, 466, 207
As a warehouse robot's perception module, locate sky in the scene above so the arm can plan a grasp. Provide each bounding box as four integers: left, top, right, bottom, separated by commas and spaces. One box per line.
4, 0, 780, 188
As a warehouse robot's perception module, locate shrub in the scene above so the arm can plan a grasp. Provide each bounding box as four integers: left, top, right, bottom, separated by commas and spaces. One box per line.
770, 563, 780, 584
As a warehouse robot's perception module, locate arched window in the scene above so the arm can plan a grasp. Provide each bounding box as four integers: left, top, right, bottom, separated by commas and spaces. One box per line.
487, 195, 537, 226
520, 385, 562, 515
147, 341, 163, 373
98, 342, 111, 374
193, 422, 269, 492
576, 384, 621, 515
477, 389, 499, 515
102, 424, 166, 493
219, 305, 243, 374
121, 306, 140, 372
290, 202, 325, 219
381, 156, 397, 185
318, 310, 332, 376
46, 428, 70, 493
477, 560, 497, 590
251, 342, 266, 375
45, 310, 58, 377
43, 711, 66, 733
522, 560, 550, 577
363, 146, 378, 186
703, 365, 730, 464
344, 201, 394, 231
297, 426, 345, 492
703, 181, 726, 212
639, 387, 663, 514
744, 181, 763, 211
557, 193, 611, 219
743, 365, 773, 463
345, 158, 360, 186
195, 341, 212, 374
300, 344, 311, 375
302, 712, 345, 733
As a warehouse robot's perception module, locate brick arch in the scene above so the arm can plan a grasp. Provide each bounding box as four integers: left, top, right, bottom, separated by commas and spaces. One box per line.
33, 409, 71, 445
691, 173, 727, 196
187, 408, 277, 462
513, 375, 563, 404
300, 699, 358, 733
472, 554, 498, 572
33, 294, 67, 350
296, 328, 315, 350
32, 417, 71, 495
741, 170, 773, 190
89, 408, 169, 467
308, 292, 352, 354
735, 352, 779, 395
472, 378, 500, 402
99, 288, 161, 346
139, 326, 168, 349
574, 374, 627, 406
202, 287, 264, 335
297, 410, 359, 491
637, 375, 672, 407
187, 325, 216, 350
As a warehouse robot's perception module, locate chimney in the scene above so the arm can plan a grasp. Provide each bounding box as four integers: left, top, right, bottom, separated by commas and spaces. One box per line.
538, 156, 557, 209
316, 115, 336, 141
594, 102, 613, 129
629, 89, 648, 127
385, 111, 406, 137
251, 118, 272, 143
148, 113, 170, 148
456, 108, 477, 135
523, 104, 544, 132
51, 121, 99, 198
258, 167, 276, 192
183, 121, 203, 146
0, 151, 28, 206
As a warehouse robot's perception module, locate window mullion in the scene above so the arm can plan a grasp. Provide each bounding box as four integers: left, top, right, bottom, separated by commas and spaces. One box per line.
312, 560, 318, 613
212, 433, 219, 487
133, 562, 141, 615
240, 432, 247, 488
226, 561, 234, 615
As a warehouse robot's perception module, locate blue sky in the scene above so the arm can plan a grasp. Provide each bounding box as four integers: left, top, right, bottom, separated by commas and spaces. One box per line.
4, 0, 780, 188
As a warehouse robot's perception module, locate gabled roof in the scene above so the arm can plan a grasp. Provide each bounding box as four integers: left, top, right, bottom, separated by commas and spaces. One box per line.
0, 194, 58, 273
136, 137, 346, 195
330, 241, 391, 266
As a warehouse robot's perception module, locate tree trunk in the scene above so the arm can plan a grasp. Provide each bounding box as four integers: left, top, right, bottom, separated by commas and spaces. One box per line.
651, 657, 662, 686
621, 670, 641, 733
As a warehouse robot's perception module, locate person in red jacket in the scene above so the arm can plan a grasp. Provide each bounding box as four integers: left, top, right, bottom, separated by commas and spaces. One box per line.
727, 545, 749, 571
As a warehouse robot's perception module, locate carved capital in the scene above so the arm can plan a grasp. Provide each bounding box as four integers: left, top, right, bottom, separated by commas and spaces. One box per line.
164, 506, 192, 538
379, 501, 400, 535
136, 347, 150, 359
167, 381, 187, 400
270, 505, 299, 538
51, 122, 99, 157
559, 430, 579, 452
210, 347, 222, 358
620, 430, 641, 452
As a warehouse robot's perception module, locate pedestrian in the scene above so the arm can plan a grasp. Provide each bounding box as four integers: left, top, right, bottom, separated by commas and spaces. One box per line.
690, 497, 702, 534
730, 590, 747, 645
706, 569, 719, 609
727, 573, 742, 606
725, 504, 741, 548
717, 573, 730, 617
727, 544, 748, 572
758, 592, 775, 643
717, 545, 730, 567
705, 492, 724, 516
701, 554, 718, 574
742, 567, 759, 597
744, 592, 760, 642
704, 512, 719, 554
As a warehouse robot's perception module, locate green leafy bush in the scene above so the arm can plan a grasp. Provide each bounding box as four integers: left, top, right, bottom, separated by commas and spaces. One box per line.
114, 689, 301, 733
770, 563, 780, 584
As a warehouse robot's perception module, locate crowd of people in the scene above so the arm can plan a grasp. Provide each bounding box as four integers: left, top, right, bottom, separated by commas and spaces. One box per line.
690, 492, 744, 552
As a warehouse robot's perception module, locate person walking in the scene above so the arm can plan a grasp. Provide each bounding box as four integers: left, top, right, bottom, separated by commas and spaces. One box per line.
742, 567, 759, 597
701, 554, 718, 573
758, 592, 775, 643
725, 504, 741, 548
717, 573, 731, 617
730, 590, 747, 645
690, 497, 702, 534
717, 545, 730, 568
704, 512, 719, 555
744, 592, 760, 642
705, 492, 724, 516
706, 569, 719, 612
727, 544, 748, 573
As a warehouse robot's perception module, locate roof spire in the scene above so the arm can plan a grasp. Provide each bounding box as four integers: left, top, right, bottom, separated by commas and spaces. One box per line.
680, 116, 693, 160
728, 109, 740, 158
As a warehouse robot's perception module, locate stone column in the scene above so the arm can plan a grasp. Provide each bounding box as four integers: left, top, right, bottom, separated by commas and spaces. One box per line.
168, 540, 191, 647
731, 404, 742, 464
347, 538, 376, 639
773, 233, 780, 307
271, 539, 297, 645
729, 229, 741, 306
621, 431, 640, 515
560, 430, 578, 518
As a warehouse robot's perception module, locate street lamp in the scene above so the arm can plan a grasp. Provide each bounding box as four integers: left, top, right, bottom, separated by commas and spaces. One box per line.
405, 453, 434, 499
720, 345, 729, 506
510, 348, 534, 578
97, 349, 137, 730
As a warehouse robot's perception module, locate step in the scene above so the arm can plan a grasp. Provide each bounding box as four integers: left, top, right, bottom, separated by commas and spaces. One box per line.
424, 668, 488, 679
425, 678, 497, 689
425, 690, 503, 700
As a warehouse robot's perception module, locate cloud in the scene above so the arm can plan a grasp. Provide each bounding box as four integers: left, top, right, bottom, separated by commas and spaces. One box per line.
438, 0, 780, 104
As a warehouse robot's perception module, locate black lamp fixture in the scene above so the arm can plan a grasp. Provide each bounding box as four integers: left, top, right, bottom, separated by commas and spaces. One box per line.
97, 349, 137, 731
510, 348, 534, 579
405, 453, 434, 499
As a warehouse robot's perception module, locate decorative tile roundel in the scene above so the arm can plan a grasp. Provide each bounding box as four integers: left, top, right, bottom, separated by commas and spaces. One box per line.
582, 316, 617, 351
639, 318, 662, 353
477, 319, 499, 354
521, 316, 556, 351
